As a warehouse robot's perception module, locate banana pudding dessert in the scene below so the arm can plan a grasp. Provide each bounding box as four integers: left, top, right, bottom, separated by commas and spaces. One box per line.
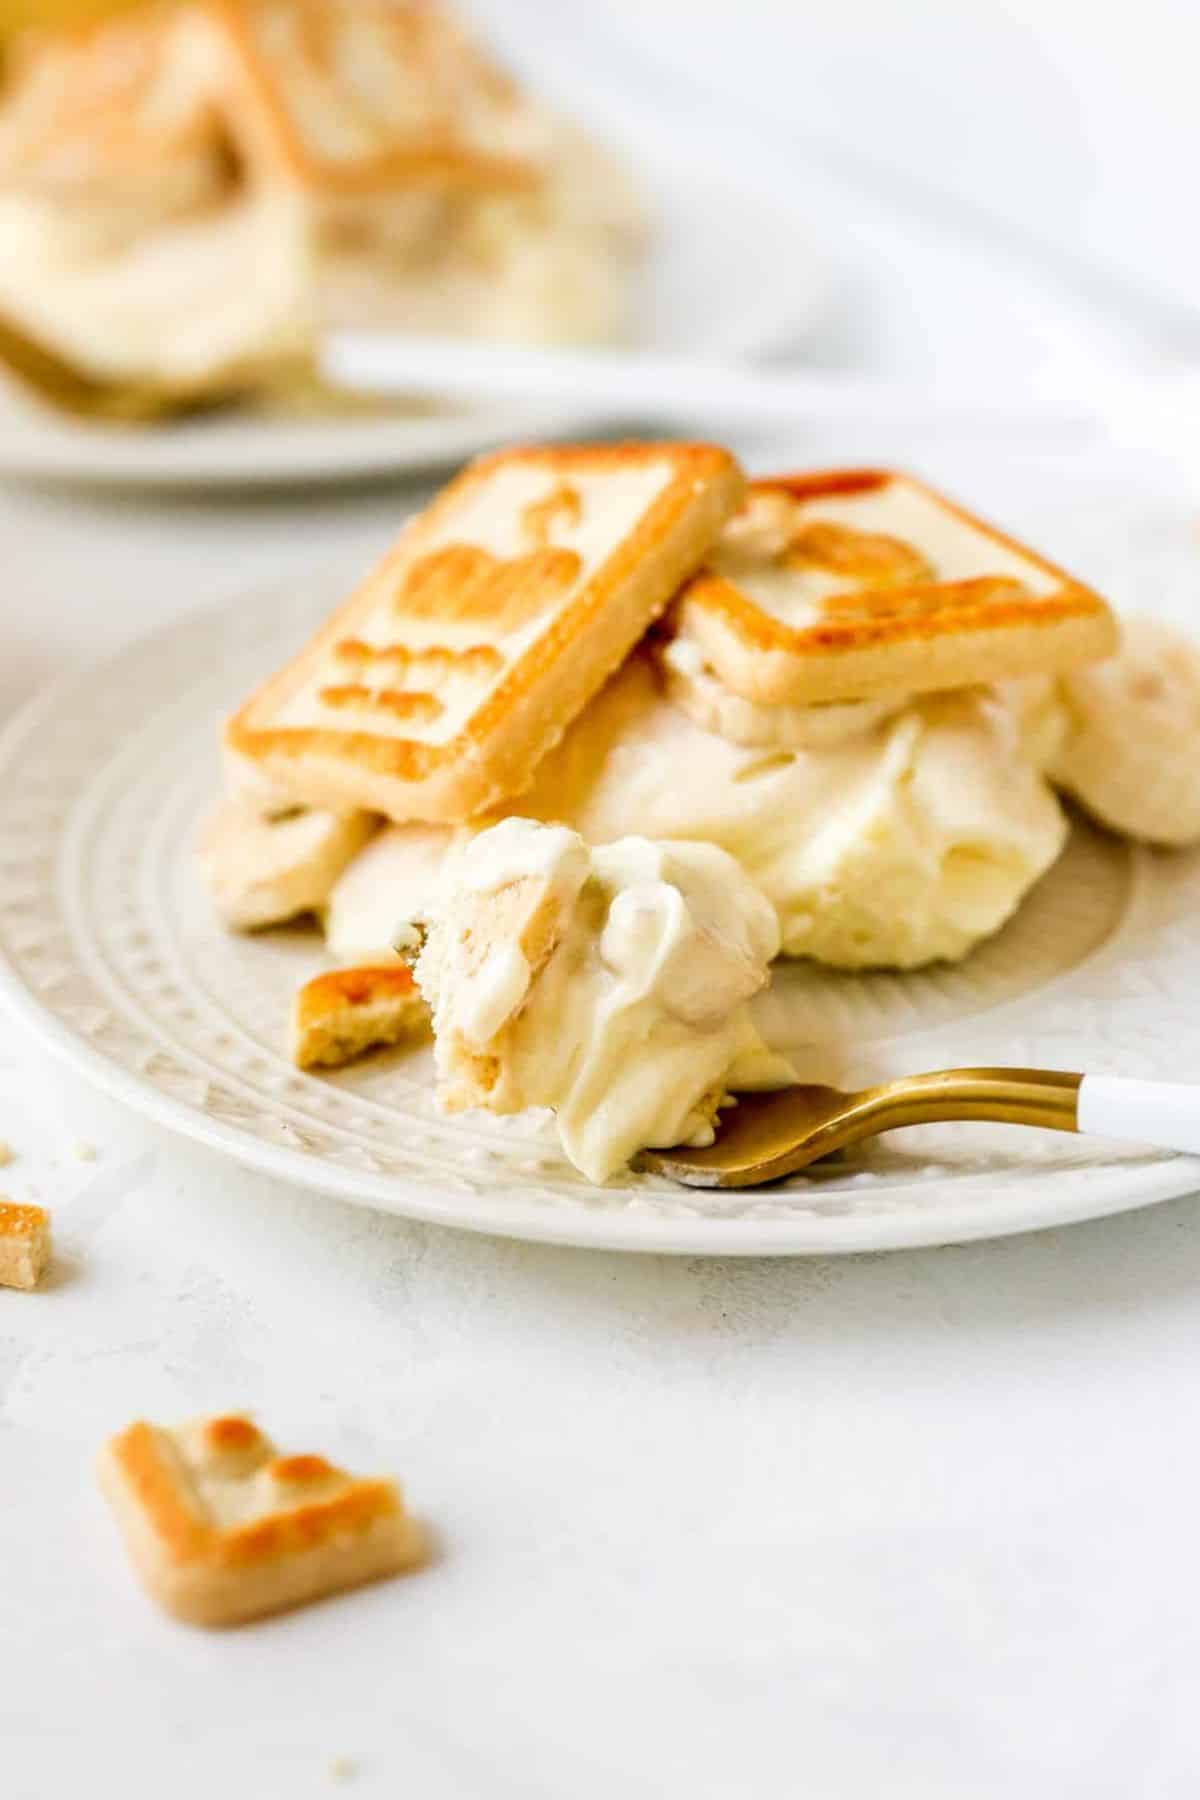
198, 444, 1200, 1182
0, 0, 643, 409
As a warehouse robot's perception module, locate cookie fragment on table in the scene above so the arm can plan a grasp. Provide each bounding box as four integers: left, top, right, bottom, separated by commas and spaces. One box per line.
98, 1413, 425, 1626
0, 1199, 51, 1290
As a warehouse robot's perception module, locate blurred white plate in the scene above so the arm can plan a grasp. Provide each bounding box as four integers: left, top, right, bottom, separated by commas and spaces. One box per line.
0, 147, 830, 491
0, 571, 1198, 1254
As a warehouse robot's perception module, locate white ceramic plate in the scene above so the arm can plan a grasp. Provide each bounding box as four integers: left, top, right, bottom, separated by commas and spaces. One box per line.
0, 147, 829, 490
0, 572, 1198, 1255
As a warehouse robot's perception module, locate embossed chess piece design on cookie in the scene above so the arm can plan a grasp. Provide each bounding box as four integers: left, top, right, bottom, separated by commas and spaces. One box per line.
225, 442, 742, 821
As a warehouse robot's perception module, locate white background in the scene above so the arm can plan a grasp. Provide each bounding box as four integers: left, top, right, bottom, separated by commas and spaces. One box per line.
6, 5, 1200, 1795
471, 0, 1200, 335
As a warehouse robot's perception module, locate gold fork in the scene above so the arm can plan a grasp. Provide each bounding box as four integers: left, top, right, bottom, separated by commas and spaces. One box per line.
637, 1067, 1200, 1188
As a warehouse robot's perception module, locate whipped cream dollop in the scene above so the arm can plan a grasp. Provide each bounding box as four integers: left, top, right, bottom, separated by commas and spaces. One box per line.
495, 653, 1068, 970
412, 818, 793, 1183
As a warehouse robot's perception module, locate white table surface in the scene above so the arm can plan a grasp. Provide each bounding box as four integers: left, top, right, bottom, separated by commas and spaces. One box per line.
7, 16, 1200, 1790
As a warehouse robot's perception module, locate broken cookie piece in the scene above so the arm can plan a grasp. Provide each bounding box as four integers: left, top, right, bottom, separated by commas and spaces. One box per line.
291, 964, 429, 1069
98, 1413, 424, 1626
411, 817, 794, 1182
0, 1199, 50, 1290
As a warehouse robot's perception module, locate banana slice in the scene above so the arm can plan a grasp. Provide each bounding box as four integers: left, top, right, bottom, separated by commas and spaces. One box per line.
996, 674, 1072, 773
322, 821, 456, 962
198, 797, 376, 930
657, 633, 904, 750
1049, 617, 1200, 846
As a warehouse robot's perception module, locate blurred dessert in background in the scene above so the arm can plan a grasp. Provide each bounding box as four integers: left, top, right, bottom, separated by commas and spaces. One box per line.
0, 0, 644, 410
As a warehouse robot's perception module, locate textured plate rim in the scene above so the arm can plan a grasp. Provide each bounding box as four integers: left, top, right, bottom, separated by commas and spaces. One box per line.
0, 940, 1195, 1255
0, 601, 1197, 1255
0, 400, 585, 490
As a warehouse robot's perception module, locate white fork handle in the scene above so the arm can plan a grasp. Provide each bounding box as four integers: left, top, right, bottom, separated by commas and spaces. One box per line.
1077, 1076, 1200, 1156
321, 332, 1092, 436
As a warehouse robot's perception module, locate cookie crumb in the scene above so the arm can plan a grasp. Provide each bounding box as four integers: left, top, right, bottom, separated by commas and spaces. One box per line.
72, 1142, 97, 1163
328, 1757, 358, 1783
0, 1199, 51, 1290
0, 1141, 13, 1167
